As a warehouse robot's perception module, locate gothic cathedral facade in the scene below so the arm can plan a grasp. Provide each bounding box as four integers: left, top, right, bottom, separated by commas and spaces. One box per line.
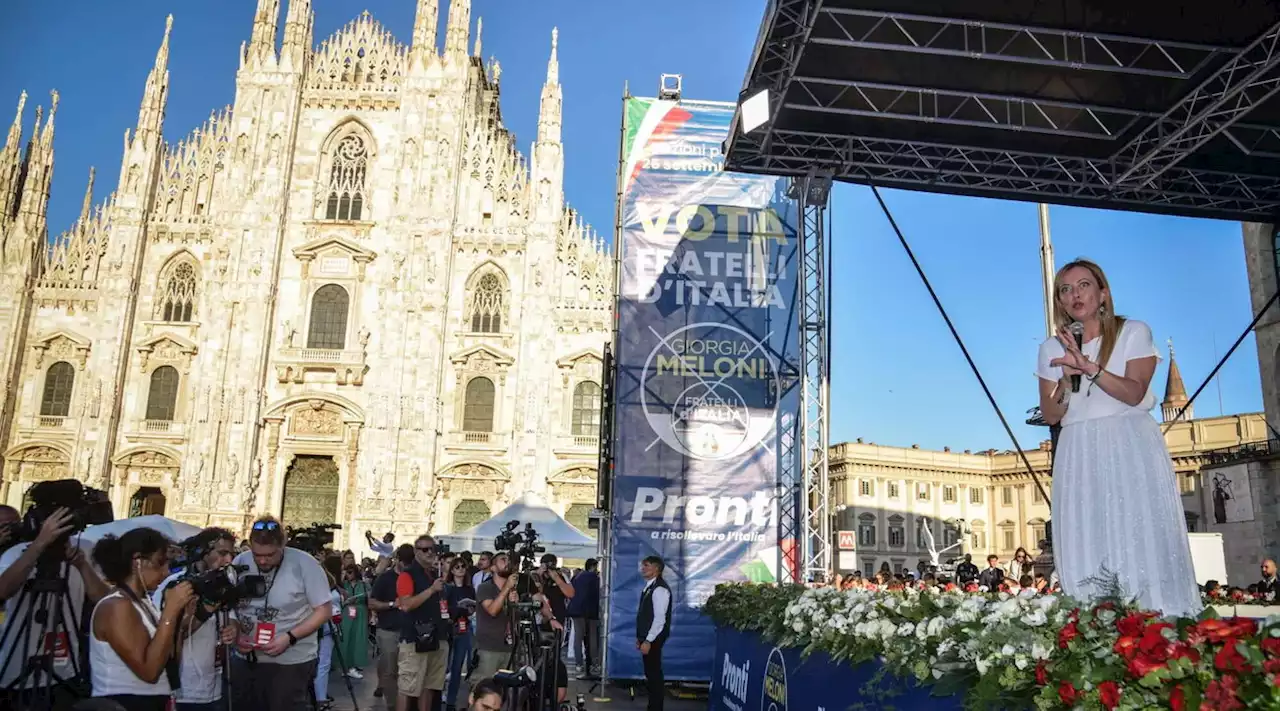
0, 0, 611, 548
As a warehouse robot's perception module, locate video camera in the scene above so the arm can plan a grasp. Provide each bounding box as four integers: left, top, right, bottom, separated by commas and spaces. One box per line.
494, 520, 544, 574
7, 480, 113, 562
288, 523, 341, 556
179, 564, 268, 607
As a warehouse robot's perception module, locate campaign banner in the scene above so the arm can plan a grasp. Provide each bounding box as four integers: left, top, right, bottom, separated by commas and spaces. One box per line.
606, 97, 801, 681
710, 626, 963, 711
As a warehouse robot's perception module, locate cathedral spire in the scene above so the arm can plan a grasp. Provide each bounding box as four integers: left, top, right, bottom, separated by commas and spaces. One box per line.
1162, 338, 1191, 422
281, 0, 313, 71
135, 16, 172, 146
411, 0, 439, 66
78, 166, 95, 227
537, 28, 562, 145
444, 0, 470, 61
247, 0, 280, 69
0, 91, 27, 223
473, 17, 482, 58
17, 97, 54, 233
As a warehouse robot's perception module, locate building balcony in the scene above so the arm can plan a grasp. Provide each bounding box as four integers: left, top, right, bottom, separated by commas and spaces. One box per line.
443, 430, 510, 453
38, 416, 66, 429
275, 347, 368, 386
554, 434, 601, 457
126, 419, 186, 443
17, 414, 75, 438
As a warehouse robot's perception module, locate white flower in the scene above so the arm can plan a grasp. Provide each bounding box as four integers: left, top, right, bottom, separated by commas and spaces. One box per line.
1023, 609, 1048, 627
1014, 656, 1029, 670
975, 657, 990, 676
1001, 644, 1015, 656
898, 623, 915, 637
1031, 642, 1052, 661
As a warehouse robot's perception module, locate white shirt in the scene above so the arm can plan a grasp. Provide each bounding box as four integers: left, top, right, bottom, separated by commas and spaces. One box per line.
642, 578, 670, 643
1037, 319, 1160, 426
471, 569, 491, 591
153, 570, 224, 703
90, 590, 172, 698
370, 540, 394, 558
0, 542, 89, 688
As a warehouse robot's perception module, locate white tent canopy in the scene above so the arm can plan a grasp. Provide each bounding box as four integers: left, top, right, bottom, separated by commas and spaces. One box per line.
437, 491, 598, 561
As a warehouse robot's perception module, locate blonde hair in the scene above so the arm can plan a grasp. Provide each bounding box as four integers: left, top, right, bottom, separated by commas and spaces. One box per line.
1053, 259, 1125, 371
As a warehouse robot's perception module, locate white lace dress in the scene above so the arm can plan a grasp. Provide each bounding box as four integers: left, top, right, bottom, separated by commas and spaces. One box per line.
1037, 319, 1202, 618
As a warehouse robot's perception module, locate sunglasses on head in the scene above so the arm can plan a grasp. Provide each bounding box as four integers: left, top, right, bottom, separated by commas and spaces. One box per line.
252, 521, 281, 531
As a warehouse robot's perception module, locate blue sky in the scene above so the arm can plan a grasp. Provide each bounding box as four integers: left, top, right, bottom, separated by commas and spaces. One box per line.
1, 0, 1264, 453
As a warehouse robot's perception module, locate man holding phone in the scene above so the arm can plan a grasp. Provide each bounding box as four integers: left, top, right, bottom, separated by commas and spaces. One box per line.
395, 535, 458, 711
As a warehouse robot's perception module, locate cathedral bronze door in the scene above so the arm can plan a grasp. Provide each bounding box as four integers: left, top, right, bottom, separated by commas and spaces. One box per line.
129, 487, 167, 517
282, 455, 340, 527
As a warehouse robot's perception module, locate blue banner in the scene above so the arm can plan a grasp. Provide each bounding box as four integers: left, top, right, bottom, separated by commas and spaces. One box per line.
710, 626, 963, 711
606, 98, 801, 681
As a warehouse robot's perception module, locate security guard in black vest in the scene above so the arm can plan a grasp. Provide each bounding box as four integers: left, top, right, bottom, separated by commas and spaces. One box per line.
634, 555, 671, 711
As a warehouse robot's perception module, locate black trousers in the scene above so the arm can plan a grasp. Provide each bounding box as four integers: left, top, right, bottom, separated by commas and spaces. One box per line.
641, 640, 664, 711
229, 657, 317, 711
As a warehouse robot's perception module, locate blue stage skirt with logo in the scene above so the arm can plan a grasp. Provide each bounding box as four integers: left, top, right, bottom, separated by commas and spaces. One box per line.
709, 626, 964, 711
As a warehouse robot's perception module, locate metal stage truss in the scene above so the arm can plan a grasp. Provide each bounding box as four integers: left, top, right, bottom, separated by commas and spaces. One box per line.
725, 0, 1280, 580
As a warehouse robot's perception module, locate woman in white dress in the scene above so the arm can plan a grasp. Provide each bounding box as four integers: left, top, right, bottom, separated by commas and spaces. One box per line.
1036, 259, 1201, 618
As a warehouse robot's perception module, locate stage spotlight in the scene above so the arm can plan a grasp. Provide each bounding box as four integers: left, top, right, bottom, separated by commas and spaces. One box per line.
740, 88, 771, 133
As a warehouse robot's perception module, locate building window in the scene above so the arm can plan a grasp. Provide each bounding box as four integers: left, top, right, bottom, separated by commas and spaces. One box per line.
452, 499, 490, 532
40, 362, 75, 417
1003, 530, 1015, 551
1032, 485, 1045, 504
887, 482, 900, 499
1030, 522, 1046, 548
307, 284, 349, 350
463, 377, 495, 432
1184, 512, 1198, 533
943, 486, 956, 503
916, 483, 930, 501
145, 366, 180, 421
916, 520, 929, 549
157, 260, 197, 322
571, 381, 601, 436
863, 558, 876, 577
324, 133, 369, 221
1001, 486, 1014, 506
971, 528, 986, 550
468, 272, 505, 333
969, 488, 983, 505
1179, 473, 1197, 495
943, 524, 959, 546
859, 480, 873, 497
888, 516, 904, 547
858, 514, 876, 547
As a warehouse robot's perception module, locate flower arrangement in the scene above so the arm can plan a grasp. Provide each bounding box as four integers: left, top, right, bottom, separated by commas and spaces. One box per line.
1203, 587, 1279, 607
703, 582, 1280, 710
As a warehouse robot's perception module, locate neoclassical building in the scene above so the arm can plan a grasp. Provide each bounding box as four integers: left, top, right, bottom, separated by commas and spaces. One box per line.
0, 0, 610, 548
830, 346, 1268, 577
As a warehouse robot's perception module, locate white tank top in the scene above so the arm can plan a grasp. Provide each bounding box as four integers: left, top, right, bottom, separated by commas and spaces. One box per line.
90, 589, 173, 698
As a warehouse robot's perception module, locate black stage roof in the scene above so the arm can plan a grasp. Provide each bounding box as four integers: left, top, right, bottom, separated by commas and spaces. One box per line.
723, 0, 1280, 222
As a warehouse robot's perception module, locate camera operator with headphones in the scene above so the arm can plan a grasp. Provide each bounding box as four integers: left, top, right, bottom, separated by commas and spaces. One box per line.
0, 507, 109, 710
231, 516, 333, 711
153, 528, 240, 711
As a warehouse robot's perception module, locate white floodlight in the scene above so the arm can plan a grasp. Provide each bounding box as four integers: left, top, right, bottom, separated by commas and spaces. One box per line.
740, 88, 771, 133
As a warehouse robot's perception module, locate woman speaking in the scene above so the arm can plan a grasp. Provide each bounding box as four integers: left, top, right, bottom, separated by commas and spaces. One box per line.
1036, 259, 1201, 618
89, 527, 195, 711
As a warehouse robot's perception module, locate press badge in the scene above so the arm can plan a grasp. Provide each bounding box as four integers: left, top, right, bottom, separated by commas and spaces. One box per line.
438, 599, 449, 620
43, 632, 69, 660
254, 622, 276, 646
347, 605, 358, 619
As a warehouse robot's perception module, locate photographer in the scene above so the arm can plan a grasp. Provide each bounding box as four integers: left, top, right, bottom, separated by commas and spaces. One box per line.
154, 528, 240, 711
395, 535, 456, 711
88, 527, 194, 711
534, 554, 573, 628
230, 516, 333, 711
0, 507, 109, 708
475, 553, 568, 705
0, 506, 20, 554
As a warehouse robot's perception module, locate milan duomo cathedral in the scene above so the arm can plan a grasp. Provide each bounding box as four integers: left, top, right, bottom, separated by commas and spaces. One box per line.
0, 0, 611, 548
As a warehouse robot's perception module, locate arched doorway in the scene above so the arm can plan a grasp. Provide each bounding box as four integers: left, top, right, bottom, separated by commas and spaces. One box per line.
129, 487, 166, 517
282, 455, 340, 527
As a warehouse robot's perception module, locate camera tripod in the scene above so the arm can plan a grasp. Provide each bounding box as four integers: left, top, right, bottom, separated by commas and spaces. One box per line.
501, 611, 566, 711
0, 550, 89, 710
308, 619, 361, 711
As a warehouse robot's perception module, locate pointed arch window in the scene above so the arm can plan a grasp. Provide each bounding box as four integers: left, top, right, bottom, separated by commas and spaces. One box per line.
40, 362, 75, 417
463, 377, 495, 432
145, 366, 180, 422
307, 285, 349, 350
323, 133, 370, 221
468, 273, 505, 333
157, 260, 198, 322
571, 381, 601, 436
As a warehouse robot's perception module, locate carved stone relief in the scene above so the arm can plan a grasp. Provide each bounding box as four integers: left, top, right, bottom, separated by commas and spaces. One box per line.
290, 405, 343, 437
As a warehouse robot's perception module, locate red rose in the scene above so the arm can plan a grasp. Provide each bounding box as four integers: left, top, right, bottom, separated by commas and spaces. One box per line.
1127, 654, 1166, 678
1262, 637, 1280, 658
1098, 680, 1121, 709
1170, 685, 1186, 711
944, 583, 957, 592
1114, 635, 1140, 661
1206, 675, 1244, 711
1057, 681, 1078, 706
965, 583, 979, 593
1035, 660, 1048, 686
1058, 621, 1080, 649
1231, 589, 1246, 601
1094, 601, 1116, 612
1117, 612, 1147, 638
1215, 643, 1253, 674
1138, 623, 1175, 660
1264, 657, 1280, 674
1196, 618, 1258, 644
1168, 642, 1201, 664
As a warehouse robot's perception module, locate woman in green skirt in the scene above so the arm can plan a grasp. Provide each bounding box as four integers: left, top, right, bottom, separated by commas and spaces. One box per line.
339, 563, 371, 674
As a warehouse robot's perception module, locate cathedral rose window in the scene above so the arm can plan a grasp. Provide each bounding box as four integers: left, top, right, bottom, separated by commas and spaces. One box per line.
469, 273, 504, 333
158, 260, 197, 322
324, 134, 369, 221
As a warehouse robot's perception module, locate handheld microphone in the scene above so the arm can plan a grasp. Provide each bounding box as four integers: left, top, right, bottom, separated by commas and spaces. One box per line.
1068, 321, 1085, 393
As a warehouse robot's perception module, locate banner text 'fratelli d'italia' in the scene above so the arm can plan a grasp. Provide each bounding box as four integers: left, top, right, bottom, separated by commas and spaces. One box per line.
607, 97, 801, 681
